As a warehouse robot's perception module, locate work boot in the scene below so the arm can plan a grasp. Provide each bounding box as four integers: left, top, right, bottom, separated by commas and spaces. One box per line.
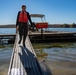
23, 42, 25, 47
18, 40, 21, 44
23, 44, 25, 47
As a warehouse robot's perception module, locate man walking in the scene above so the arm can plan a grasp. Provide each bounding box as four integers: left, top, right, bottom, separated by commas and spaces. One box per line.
16, 5, 32, 47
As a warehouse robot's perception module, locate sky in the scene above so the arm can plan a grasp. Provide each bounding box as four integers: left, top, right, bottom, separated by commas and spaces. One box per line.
0, 0, 76, 25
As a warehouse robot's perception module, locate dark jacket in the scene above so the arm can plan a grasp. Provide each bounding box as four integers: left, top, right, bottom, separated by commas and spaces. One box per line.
16, 11, 32, 27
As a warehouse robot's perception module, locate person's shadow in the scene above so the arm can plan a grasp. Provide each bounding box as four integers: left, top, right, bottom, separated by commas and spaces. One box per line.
18, 46, 53, 75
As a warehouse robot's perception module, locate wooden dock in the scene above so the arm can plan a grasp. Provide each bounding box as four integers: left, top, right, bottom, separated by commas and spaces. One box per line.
28, 32, 76, 42
0, 31, 76, 37
8, 34, 44, 75
28, 31, 76, 36
0, 31, 76, 43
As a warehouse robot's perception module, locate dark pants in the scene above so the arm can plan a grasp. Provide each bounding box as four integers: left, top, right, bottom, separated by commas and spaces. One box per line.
19, 23, 28, 45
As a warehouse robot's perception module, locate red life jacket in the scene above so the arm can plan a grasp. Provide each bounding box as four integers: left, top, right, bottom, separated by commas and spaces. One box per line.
18, 12, 28, 22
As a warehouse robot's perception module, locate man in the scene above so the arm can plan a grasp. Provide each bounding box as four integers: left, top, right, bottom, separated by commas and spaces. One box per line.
16, 5, 32, 47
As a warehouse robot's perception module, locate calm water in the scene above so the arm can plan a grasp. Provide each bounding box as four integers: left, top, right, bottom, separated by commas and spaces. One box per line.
33, 43, 76, 75
0, 28, 15, 34
0, 28, 76, 34
0, 28, 76, 75
0, 43, 76, 75
0, 45, 12, 75
33, 42, 76, 62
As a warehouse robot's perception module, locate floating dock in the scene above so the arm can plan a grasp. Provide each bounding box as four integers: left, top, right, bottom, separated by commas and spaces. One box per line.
29, 32, 76, 42
0, 31, 76, 43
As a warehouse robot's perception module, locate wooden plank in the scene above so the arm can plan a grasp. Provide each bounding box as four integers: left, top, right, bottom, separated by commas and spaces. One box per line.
17, 46, 21, 74
8, 33, 45, 75
20, 41, 27, 75
18, 35, 27, 75
28, 32, 76, 37
0, 32, 76, 37
8, 34, 17, 75
11, 35, 19, 75
25, 40, 36, 75
22, 39, 33, 75
0, 34, 16, 36
25, 36, 42, 75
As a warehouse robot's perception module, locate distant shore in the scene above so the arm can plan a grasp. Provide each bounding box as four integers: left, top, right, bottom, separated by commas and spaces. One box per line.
0, 23, 76, 28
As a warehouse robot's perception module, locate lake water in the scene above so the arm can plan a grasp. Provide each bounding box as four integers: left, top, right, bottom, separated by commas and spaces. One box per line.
33, 43, 76, 75
0, 42, 76, 75
0, 28, 76, 75
0, 28, 76, 34
0, 45, 12, 75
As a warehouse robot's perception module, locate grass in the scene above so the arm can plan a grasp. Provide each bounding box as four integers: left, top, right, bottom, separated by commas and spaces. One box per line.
33, 42, 75, 49
0, 45, 5, 48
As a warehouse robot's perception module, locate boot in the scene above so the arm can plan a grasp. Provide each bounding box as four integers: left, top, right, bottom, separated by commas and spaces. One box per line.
18, 40, 21, 44
23, 42, 25, 47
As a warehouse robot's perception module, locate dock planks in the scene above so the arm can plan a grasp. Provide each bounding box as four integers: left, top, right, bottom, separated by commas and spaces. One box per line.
8, 34, 43, 75
0, 32, 76, 37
